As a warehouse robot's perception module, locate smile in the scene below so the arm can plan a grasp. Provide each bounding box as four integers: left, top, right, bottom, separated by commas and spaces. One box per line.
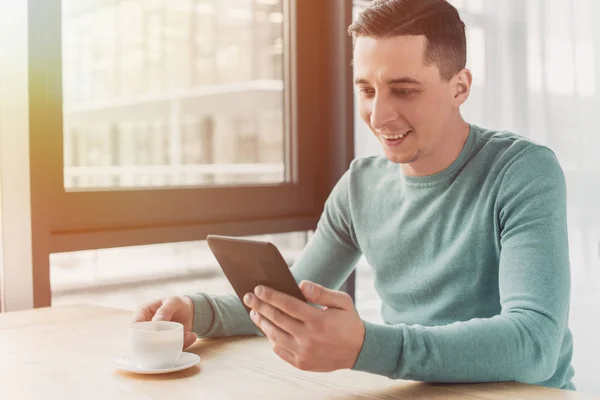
381, 131, 411, 140
380, 130, 412, 146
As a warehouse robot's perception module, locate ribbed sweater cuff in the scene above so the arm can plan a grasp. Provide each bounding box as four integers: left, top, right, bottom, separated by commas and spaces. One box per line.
352, 320, 404, 378
185, 293, 215, 337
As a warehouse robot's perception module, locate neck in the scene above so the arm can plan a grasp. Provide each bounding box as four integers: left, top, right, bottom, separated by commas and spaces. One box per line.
400, 116, 470, 177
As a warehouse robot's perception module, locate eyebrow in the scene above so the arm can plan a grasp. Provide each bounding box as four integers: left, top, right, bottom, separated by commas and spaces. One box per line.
354, 77, 423, 86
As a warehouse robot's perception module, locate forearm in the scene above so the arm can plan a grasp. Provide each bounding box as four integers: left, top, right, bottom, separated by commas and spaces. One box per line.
187, 293, 260, 338
290, 228, 361, 290
353, 311, 564, 384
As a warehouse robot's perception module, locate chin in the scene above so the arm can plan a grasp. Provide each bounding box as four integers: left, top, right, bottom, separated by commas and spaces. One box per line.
383, 150, 419, 164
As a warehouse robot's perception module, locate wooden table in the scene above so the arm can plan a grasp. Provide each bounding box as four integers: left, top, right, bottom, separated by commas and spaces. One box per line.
0, 305, 595, 400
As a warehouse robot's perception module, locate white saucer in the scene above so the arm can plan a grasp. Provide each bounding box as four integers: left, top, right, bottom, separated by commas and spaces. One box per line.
112, 352, 201, 374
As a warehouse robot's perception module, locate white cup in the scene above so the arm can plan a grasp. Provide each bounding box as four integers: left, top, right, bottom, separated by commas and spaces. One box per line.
130, 321, 184, 369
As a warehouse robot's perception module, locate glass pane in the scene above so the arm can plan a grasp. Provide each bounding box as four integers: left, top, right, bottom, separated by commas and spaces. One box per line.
61, 0, 286, 190
51, 231, 309, 309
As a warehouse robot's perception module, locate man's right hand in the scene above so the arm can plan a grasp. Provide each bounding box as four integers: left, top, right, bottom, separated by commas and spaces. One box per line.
132, 296, 198, 349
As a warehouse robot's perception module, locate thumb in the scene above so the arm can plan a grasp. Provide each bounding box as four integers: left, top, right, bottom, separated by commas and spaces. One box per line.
300, 281, 352, 309
183, 331, 198, 349
152, 297, 178, 322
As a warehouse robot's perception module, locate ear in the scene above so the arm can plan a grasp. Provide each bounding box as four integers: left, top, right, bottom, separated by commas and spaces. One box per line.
450, 68, 472, 107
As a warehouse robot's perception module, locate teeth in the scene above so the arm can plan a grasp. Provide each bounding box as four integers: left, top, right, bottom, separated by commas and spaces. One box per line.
382, 131, 410, 140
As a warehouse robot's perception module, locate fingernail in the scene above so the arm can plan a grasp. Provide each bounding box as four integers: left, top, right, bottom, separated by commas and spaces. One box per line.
304, 282, 313, 296
254, 286, 263, 297
250, 310, 257, 319
244, 293, 253, 304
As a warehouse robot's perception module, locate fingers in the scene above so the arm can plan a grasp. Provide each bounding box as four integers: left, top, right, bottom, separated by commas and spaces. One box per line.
131, 299, 163, 323
300, 281, 353, 310
244, 293, 304, 335
249, 310, 297, 352
132, 296, 184, 323
152, 296, 181, 322
251, 286, 317, 322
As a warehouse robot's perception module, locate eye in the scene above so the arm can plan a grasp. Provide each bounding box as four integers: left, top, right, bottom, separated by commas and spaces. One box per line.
392, 88, 417, 97
358, 87, 375, 98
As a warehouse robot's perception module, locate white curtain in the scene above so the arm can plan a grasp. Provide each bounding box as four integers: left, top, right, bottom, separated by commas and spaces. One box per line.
352, 0, 600, 393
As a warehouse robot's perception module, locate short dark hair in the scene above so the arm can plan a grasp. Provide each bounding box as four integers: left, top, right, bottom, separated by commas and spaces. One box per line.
348, 0, 467, 81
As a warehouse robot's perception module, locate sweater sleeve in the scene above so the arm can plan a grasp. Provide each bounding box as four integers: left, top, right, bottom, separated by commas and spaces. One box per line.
187, 166, 363, 338
352, 146, 571, 385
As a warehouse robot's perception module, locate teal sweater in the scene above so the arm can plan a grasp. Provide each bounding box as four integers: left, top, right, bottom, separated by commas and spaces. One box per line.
188, 124, 574, 390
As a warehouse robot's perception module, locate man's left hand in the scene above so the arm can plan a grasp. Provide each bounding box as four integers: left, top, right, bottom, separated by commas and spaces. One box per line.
243, 280, 366, 372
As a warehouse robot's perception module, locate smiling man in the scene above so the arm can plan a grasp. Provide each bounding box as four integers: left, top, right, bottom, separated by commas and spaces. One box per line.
133, 0, 575, 390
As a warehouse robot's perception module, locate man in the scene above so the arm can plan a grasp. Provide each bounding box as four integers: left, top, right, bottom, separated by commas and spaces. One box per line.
133, 0, 575, 390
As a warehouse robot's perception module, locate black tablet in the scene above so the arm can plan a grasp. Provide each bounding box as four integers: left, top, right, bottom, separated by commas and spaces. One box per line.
206, 235, 306, 313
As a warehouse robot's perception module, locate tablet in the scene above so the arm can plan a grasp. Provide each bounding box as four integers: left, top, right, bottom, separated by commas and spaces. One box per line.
206, 235, 306, 313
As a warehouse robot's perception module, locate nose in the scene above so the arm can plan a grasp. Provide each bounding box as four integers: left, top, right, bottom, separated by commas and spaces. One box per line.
370, 96, 398, 131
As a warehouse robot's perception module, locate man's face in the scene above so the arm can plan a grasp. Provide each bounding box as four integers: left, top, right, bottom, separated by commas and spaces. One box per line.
353, 35, 464, 168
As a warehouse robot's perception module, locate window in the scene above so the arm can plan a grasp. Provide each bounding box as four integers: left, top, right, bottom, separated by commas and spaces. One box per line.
18, 0, 353, 307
